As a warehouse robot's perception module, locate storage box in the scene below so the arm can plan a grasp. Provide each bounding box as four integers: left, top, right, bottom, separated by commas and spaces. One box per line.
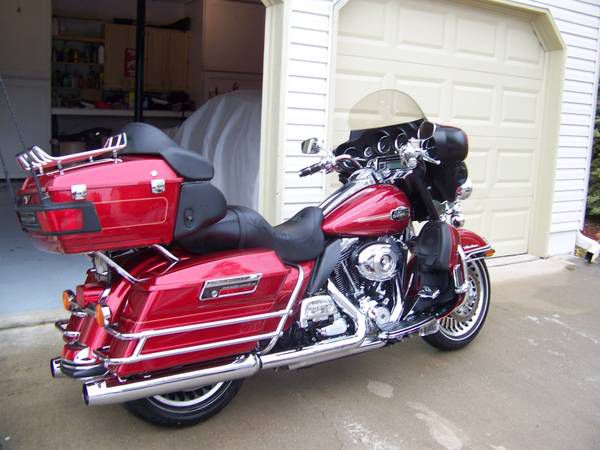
16, 156, 182, 253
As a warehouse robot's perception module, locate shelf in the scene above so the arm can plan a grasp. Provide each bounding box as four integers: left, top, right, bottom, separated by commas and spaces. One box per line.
53, 61, 104, 67
52, 108, 192, 118
53, 35, 104, 44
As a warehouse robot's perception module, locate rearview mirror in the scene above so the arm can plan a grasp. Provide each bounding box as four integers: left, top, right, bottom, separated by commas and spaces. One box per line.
301, 137, 321, 154
417, 121, 436, 140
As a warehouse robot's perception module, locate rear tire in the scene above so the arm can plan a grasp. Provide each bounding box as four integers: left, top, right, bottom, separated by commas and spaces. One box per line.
124, 380, 243, 427
423, 259, 490, 351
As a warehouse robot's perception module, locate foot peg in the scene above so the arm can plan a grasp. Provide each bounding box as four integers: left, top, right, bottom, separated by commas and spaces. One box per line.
417, 286, 440, 300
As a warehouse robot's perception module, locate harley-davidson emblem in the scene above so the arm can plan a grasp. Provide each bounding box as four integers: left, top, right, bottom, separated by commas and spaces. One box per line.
199, 273, 261, 300
390, 206, 409, 221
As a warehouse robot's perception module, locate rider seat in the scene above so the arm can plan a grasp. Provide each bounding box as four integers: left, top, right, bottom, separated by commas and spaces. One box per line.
179, 206, 326, 263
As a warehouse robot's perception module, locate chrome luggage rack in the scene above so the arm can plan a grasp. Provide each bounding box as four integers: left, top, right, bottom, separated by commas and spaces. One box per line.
16, 133, 127, 175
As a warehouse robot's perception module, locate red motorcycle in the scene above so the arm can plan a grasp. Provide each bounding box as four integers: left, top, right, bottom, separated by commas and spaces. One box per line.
15, 89, 493, 427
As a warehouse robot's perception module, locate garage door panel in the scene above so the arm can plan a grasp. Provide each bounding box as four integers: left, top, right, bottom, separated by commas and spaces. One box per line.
505, 23, 544, 66
338, 0, 388, 42
451, 84, 495, 122
338, 0, 545, 80
455, 15, 499, 59
501, 88, 540, 125
336, 0, 547, 256
397, 6, 447, 51
462, 197, 531, 255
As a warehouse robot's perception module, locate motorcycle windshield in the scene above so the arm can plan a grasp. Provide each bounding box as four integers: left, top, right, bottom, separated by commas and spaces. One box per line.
348, 89, 426, 132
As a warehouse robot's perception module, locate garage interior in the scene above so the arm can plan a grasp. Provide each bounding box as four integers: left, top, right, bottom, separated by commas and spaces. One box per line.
0, 0, 266, 314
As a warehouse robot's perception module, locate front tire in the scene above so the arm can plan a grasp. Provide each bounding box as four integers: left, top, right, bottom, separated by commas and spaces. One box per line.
124, 380, 243, 427
423, 259, 490, 351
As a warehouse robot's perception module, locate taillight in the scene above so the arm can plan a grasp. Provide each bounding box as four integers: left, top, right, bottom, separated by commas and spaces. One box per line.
62, 290, 75, 311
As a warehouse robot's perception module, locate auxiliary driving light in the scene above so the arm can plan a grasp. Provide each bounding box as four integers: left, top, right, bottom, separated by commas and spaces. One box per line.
95, 304, 111, 327
62, 290, 75, 311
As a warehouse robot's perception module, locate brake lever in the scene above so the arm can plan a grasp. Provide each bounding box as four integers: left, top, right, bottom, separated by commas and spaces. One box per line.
421, 153, 441, 166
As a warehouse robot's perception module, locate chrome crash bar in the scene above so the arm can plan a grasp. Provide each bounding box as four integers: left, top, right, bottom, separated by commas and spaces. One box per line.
93, 264, 305, 365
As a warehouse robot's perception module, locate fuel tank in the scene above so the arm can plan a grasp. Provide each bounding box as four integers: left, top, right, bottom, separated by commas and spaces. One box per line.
322, 185, 411, 237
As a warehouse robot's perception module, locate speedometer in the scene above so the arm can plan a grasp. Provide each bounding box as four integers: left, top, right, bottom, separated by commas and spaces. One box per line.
394, 130, 408, 151
376, 132, 392, 155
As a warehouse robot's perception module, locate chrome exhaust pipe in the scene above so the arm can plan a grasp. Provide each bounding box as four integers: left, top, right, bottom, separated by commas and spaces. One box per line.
50, 357, 63, 378
83, 354, 260, 406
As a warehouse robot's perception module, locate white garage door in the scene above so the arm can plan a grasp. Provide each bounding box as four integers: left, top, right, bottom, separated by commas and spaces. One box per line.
334, 0, 547, 256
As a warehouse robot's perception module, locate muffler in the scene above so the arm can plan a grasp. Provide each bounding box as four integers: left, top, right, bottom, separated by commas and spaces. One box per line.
83, 353, 260, 406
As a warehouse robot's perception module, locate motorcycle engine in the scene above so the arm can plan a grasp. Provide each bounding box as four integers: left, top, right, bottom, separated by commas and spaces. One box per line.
332, 238, 404, 331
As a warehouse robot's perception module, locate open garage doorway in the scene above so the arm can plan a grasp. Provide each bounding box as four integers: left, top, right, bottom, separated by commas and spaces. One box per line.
0, 0, 267, 317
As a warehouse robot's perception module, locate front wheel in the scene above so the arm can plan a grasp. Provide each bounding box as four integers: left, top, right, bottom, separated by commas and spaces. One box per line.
423, 259, 491, 351
124, 380, 243, 427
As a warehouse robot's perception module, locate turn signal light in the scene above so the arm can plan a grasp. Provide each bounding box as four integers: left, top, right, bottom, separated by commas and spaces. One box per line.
95, 304, 111, 327
485, 249, 496, 257
62, 290, 75, 311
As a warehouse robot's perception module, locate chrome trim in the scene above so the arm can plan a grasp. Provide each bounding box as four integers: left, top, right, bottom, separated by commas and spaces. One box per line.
104, 309, 288, 340
151, 244, 179, 263
454, 246, 469, 294
379, 317, 438, 341
17, 133, 127, 173
54, 319, 68, 332
90, 252, 142, 284
94, 332, 278, 365
259, 264, 304, 354
464, 244, 492, 261
83, 354, 260, 406
199, 273, 261, 300
50, 357, 63, 378
55, 319, 80, 339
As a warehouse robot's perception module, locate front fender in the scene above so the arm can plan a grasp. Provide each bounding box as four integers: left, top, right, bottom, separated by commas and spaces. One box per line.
458, 228, 494, 259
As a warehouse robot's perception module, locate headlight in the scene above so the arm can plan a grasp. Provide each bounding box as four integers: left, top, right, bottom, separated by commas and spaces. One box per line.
456, 179, 473, 200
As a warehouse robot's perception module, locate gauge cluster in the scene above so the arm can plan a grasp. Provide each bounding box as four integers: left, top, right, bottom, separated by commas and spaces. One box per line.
333, 123, 418, 171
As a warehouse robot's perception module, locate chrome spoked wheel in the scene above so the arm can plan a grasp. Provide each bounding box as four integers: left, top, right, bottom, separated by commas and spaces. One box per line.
423, 259, 491, 350
152, 383, 226, 408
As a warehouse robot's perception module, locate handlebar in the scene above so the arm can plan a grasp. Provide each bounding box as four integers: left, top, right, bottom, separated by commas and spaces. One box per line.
297, 138, 440, 178
298, 161, 324, 177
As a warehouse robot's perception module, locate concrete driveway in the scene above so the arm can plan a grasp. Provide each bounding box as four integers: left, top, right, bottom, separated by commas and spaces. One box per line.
1, 257, 599, 450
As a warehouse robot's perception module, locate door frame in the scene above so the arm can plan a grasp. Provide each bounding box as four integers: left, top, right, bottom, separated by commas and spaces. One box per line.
327, 0, 566, 257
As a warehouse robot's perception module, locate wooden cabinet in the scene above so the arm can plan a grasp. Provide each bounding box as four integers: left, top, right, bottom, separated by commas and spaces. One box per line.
104, 24, 136, 90
144, 28, 170, 91
104, 24, 188, 92
167, 31, 189, 91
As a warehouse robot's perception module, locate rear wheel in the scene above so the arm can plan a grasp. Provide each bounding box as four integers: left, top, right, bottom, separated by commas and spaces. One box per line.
423, 259, 490, 351
124, 380, 243, 427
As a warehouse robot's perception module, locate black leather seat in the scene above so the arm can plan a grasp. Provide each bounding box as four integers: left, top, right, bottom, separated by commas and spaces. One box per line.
179, 206, 326, 263
122, 122, 214, 181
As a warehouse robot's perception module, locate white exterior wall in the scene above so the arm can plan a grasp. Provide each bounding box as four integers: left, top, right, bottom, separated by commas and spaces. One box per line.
279, 0, 600, 256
